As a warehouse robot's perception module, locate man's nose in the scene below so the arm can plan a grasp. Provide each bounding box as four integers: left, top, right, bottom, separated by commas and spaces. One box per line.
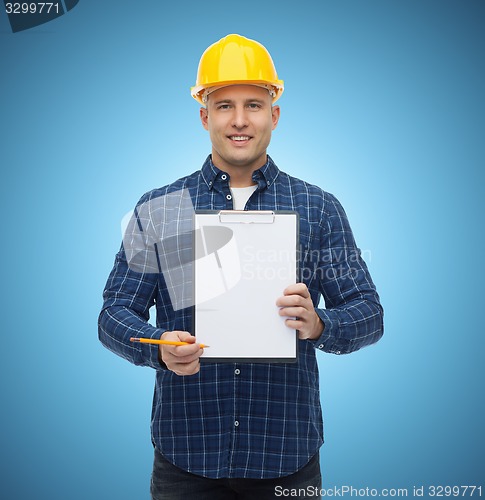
231, 107, 249, 128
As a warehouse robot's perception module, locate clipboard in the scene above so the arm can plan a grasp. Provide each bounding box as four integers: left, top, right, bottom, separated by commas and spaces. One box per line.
193, 210, 299, 363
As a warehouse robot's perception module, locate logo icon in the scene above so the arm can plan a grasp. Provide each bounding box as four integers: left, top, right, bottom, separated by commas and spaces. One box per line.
4, 1, 79, 33
121, 190, 242, 311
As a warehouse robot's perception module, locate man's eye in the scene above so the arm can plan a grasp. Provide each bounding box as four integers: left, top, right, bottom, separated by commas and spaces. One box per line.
217, 104, 231, 110
248, 103, 261, 109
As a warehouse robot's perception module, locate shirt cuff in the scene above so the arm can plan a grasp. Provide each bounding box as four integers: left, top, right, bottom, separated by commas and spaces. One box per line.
132, 328, 168, 370
310, 308, 343, 355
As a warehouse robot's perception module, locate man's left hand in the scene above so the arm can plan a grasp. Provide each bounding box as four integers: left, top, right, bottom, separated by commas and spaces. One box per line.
276, 283, 324, 340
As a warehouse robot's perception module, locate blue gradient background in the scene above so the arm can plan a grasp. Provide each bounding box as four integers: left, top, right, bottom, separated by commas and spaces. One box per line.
1, 1, 484, 498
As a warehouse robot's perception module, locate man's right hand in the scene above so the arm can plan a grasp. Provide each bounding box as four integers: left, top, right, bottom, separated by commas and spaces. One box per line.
159, 331, 203, 376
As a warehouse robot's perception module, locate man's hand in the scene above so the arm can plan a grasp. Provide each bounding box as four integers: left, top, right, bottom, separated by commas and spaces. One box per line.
276, 283, 324, 340
159, 331, 203, 376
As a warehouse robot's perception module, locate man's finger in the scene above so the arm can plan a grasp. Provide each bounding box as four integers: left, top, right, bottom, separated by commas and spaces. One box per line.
283, 283, 310, 297
278, 306, 305, 319
276, 294, 307, 308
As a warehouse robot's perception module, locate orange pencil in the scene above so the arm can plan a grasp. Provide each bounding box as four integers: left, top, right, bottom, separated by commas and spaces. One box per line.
130, 337, 209, 348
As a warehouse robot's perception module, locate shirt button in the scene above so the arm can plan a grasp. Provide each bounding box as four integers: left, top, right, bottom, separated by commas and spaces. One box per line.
234, 420, 239, 427
221, 174, 228, 180
318, 344, 324, 349
226, 194, 232, 200
234, 369, 240, 375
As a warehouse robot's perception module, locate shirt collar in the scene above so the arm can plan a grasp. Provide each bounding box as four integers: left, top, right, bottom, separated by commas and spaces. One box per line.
252, 155, 280, 190
200, 155, 220, 190
201, 155, 280, 191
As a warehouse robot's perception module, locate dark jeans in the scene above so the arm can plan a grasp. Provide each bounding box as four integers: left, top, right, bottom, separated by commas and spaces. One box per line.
150, 448, 322, 499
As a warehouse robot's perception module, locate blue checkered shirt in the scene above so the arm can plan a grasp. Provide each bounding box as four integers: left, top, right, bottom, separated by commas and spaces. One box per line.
98, 155, 383, 479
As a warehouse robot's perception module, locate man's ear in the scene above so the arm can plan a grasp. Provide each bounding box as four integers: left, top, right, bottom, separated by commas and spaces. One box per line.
200, 107, 209, 130
271, 105, 280, 130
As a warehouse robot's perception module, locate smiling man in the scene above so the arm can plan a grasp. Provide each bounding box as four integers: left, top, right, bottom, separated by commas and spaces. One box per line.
99, 34, 384, 499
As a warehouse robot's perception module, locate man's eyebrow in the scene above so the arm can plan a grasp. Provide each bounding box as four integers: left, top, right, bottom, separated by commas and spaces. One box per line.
212, 99, 233, 105
212, 98, 268, 105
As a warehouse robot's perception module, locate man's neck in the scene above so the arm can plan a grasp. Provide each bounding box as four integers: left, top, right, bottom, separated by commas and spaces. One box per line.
227, 170, 257, 188
211, 155, 266, 188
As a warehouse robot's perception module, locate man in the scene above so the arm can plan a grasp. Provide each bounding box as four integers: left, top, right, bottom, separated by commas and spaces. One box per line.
99, 34, 383, 499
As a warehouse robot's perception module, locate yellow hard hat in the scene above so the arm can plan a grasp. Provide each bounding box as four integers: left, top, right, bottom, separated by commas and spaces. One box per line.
191, 34, 284, 106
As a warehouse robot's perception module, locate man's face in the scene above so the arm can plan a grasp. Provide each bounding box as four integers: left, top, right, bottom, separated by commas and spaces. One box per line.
200, 85, 280, 177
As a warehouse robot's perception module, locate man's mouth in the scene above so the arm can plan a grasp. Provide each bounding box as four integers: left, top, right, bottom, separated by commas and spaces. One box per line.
229, 135, 251, 142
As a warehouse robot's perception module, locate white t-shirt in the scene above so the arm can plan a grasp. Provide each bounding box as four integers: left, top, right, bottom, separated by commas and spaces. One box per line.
230, 185, 258, 210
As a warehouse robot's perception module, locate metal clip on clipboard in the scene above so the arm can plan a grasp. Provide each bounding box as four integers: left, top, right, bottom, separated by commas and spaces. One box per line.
218, 210, 275, 224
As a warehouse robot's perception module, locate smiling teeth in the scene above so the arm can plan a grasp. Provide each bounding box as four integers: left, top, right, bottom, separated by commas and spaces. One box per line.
231, 136, 249, 141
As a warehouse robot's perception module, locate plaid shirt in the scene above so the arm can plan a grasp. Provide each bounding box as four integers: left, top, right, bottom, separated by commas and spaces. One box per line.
98, 155, 383, 479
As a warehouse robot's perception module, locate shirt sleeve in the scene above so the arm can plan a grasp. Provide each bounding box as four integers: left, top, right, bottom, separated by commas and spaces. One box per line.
310, 193, 384, 355
98, 246, 167, 370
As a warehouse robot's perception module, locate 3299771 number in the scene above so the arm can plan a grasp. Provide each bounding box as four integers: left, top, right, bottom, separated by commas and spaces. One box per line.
5, 3, 60, 14
428, 485, 482, 497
